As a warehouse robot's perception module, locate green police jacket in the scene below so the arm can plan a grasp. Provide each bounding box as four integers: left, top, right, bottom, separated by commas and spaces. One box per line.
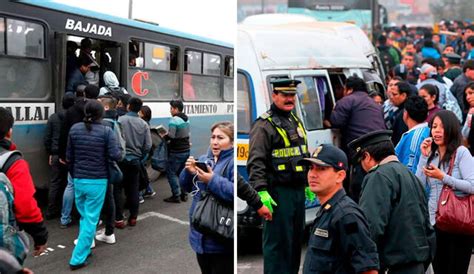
359, 156, 435, 269
247, 104, 308, 191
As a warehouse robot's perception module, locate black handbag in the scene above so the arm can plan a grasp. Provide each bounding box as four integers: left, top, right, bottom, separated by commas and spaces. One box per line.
191, 160, 233, 241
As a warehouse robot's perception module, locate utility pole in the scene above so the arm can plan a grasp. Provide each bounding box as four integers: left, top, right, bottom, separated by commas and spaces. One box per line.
128, 0, 133, 19
371, 0, 377, 44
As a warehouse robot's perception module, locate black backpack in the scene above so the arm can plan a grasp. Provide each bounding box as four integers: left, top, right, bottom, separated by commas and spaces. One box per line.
379, 48, 395, 76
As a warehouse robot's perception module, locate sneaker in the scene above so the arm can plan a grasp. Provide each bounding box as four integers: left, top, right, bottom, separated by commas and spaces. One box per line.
95, 232, 116, 244
73, 239, 95, 248
163, 196, 180, 203
70, 262, 87, 271
59, 222, 72, 229
180, 193, 188, 202
115, 220, 126, 229
139, 195, 145, 204
128, 217, 137, 227
143, 191, 156, 198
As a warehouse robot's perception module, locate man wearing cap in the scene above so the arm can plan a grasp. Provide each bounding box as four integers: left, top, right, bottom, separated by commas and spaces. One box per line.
348, 130, 435, 274
247, 79, 310, 274
416, 63, 448, 107
300, 144, 379, 274
443, 53, 462, 81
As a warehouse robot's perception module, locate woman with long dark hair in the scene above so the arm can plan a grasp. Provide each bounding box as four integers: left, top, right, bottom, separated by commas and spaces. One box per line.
418, 83, 440, 123
416, 110, 474, 274
179, 121, 234, 274
462, 82, 474, 155
67, 100, 122, 270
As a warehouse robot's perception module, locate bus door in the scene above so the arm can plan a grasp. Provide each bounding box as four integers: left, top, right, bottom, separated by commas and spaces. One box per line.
288, 70, 339, 152
64, 35, 122, 92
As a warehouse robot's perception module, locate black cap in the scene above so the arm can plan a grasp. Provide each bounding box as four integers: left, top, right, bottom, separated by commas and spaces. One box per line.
347, 130, 393, 160
299, 144, 348, 171
271, 79, 301, 94
443, 53, 461, 64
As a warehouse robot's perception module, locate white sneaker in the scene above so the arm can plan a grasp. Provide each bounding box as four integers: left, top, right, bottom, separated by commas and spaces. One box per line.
95, 232, 116, 244
73, 238, 95, 248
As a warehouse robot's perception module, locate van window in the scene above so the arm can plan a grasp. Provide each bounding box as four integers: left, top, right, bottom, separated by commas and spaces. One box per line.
6, 18, 44, 58
237, 71, 252, 134
295, 76, 329, 130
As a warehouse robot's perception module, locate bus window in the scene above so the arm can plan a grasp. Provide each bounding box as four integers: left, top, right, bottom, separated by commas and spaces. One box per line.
184, 50, 220, 102
127, 39, 180, 100
144, 42, 178, 71
185, 50, 202, 74
237, 71, 251, 134
0, 18, 4, 54
6, 18, 44, 58
223, 56, 234, 102
295, 76, 324, 130
203, 53, 220, 76
129, 40, 143, 68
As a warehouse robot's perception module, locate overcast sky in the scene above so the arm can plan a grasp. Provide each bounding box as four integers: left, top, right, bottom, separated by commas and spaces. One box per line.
52, 0, 236, 44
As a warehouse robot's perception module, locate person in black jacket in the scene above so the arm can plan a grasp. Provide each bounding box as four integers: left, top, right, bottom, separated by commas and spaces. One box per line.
58, 84, 99, 228
44, 93, 75, 219
237, 174, 272, 221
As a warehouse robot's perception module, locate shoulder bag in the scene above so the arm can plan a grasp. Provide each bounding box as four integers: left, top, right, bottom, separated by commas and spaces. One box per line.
191, 159, 233, 241
435, 153, 474, 235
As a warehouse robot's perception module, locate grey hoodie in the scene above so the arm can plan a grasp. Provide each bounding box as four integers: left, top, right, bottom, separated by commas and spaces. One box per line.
99, 71, 128, 96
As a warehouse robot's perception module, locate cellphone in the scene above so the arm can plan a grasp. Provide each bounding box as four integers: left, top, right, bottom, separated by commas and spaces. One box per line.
426, 165, 434, 170
195, 161, 209, 171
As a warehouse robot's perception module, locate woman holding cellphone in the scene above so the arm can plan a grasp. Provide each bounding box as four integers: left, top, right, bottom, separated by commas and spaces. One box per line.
179, 121, 234, 274
416, 110, 474, 274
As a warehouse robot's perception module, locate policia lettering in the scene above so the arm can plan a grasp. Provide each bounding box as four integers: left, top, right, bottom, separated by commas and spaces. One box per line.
263, 110, 307, 174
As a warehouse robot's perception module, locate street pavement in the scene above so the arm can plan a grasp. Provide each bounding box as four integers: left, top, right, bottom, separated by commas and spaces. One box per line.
24, 175, 201, 274
237, 231, 474, 273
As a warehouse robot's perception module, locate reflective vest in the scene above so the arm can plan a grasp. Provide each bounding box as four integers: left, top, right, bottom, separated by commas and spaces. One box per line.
261, 110, 308, 179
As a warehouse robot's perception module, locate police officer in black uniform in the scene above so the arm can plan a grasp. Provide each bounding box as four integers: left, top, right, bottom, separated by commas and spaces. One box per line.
247, 79, 310, 274
300, 144, 379, 274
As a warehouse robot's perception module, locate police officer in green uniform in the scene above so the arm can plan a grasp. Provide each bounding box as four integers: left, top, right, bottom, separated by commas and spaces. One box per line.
300, 144, 379, 274
247, 79, 311, 274
348, 130, 435, 274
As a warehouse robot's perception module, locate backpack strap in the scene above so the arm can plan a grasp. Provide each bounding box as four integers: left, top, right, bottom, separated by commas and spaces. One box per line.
0, 150, 22, 174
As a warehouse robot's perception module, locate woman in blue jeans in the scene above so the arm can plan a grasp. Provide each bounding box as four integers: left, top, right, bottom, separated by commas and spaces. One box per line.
66, 100, 121, 270
180, 121, 234, 274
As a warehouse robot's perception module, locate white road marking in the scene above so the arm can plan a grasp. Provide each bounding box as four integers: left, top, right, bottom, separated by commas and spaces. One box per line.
137, 211, 189, 226
57, 245, 65, 249
46, 248, 54, 252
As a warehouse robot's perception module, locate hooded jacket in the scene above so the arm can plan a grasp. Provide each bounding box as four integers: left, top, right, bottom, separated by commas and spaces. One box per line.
99, 71, 128, 96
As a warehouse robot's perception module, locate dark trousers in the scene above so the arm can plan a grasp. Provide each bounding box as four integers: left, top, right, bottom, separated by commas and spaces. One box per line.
432, 228, 473, 274
47, 155, 68, 215
196, 253, 233, 274
386, 262, 425, 274
263, 185, 305, 274
116, 161, 140, 220
101, 183, 115, 235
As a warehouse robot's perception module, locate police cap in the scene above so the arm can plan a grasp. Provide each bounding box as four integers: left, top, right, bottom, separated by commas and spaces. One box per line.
347, 130, 393, 160
271, 79, 301, 94
299, 144, 348, 171
444, 53, 461, 64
